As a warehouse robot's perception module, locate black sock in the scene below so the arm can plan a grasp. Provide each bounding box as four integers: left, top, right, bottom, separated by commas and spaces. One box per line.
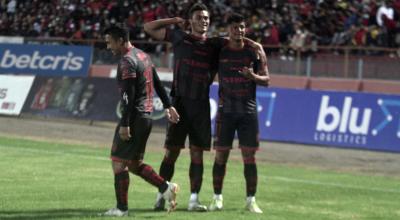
189, 162, 203, 193
158, 156, 176, 193
244, 163, 257, 197
137, 163, 167, 192
212, 162, 226, 195
114, 171, 129, 211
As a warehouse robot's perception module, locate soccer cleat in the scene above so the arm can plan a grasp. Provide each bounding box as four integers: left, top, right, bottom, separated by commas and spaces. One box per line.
188, 199, 208, 212
162, 182, 179, 212
102, 207, 128, 217
153, 196, 166, 211
246, 198, 263, 214
208, 195, 223, 211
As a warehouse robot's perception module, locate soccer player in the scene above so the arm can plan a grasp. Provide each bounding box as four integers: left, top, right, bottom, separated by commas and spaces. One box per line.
102, 25, 180, 217
144, 3, 267, 212
208, 13, 270, 214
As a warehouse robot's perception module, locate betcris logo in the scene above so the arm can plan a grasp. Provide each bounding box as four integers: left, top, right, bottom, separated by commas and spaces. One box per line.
0, 44, 92, 76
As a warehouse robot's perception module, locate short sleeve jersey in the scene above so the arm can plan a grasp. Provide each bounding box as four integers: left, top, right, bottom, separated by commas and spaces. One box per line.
117, 47, 154, 114
165, 29, 224, 100
218, 44, 260, 113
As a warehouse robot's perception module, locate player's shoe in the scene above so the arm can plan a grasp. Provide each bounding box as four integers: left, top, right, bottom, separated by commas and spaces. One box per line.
245, 197, 263, 214
102, 207, 128, 217
188, 199, 208, 212
162, 182, 179, 212
209, 194, 223, 211
153, 195, 166, 211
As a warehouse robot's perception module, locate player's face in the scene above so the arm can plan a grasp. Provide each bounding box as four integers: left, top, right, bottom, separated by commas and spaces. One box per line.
228, 21, 246, 41
105, 34, 121, 55
189, 10, 210, 35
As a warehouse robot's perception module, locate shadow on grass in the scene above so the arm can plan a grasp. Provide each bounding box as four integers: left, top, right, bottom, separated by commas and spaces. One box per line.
0, 207, 230, 219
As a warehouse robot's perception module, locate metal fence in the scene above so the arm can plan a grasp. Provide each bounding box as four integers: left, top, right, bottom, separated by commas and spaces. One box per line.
23, 37, 400, 80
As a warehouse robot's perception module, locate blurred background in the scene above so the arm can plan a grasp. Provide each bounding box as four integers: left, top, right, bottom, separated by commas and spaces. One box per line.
1, 0, 400, 152
1, 0, 400, 79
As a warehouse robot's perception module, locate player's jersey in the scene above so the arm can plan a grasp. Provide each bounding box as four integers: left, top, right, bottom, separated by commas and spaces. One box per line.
218, 44, 260, 113
165, 29, 224, 100
117, 47, 153, 126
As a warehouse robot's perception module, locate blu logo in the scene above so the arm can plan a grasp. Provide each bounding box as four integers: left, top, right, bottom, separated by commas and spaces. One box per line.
316, 96, 372, 134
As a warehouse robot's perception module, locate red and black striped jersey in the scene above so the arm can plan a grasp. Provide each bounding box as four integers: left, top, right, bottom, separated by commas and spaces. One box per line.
165, 29, 224, 100
116, 46, 154, 126
218, 44, 260, 113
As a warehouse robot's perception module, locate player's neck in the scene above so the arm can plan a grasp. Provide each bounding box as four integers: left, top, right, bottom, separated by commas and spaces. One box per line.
191, 30, 207, 39
228, 39, 244, 49
121, 42, 134, 54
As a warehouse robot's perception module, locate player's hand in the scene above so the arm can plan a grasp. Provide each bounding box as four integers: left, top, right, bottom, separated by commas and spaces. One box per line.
174, 17, 189, 30
239, 67, 255, 80
165, 107, 180, 123
119, 126, 131, 141
173, 17, 186, 24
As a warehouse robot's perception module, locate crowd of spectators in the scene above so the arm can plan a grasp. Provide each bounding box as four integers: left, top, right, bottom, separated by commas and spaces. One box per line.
1, 0, 399, 57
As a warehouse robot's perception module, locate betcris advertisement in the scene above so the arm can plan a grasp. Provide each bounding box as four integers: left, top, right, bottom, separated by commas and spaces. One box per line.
0, 44, 92, 77
209, 85, 400, 153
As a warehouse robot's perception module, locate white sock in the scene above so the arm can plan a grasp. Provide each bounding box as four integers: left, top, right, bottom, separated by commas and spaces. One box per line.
246, 196, 256, 203
213, 194, 223, 200
190, 193, 198, 202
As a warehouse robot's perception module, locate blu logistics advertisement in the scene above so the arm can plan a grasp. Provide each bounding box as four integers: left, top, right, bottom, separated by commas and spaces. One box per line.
209, 86, 400, 152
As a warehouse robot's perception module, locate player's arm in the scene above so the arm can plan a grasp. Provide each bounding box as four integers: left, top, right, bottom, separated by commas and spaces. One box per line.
144, 17, 185, 41
243, 38, 268, 73
152, 67, 180, 123
118, 58, 137, 140
239, 53, 270, 86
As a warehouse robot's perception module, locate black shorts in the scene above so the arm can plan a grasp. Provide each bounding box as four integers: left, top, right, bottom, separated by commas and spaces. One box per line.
165, 97, 211, 151
111, 114, 152, 162
213, 111, 259, 151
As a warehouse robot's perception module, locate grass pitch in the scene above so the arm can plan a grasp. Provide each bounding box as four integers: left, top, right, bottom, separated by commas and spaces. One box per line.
0, 136, 399, 220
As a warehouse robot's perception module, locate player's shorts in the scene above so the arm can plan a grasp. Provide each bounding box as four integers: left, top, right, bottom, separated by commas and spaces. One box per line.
111, 113, 152, 162
213, 111, 259, 151
165, 97, 211, 151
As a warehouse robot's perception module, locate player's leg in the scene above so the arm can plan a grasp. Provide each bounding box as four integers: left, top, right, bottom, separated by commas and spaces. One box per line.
155, 98, 187, 210
103, 125, 131, 217
129, 115, 180, 212
209, 149, 230, 211
159, 98, 187, 182
241, 149, 262, 213
238, 113, 263, 213
187, 99, 212, 212
209, 112, 235, 211
128, 160, 179, 212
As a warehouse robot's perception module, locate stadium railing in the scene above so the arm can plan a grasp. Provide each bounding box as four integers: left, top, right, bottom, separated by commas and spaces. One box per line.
22, 37, 400, 81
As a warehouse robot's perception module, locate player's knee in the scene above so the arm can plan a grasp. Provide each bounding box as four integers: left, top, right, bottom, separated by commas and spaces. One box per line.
112, 161, 127, 174
241, 150, 256, 164
127, 161, 142, 174
165, 149, 180, 161
215, 150, 229, 164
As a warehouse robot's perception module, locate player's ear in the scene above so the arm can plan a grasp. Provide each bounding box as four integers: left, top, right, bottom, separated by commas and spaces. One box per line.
119, 37, 124, 46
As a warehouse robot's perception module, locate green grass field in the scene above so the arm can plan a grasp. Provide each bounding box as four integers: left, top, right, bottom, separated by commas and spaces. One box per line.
0, 136, 399, 220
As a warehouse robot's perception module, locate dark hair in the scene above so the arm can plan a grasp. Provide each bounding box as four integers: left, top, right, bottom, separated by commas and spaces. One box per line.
103, 25, 129, 42
188, 3, 209, 18
227, 13, 245, 25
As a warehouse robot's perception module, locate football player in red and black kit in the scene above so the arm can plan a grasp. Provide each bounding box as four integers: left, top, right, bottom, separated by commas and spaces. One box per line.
101, 25, 180, 217
144, 3, 267, 212
208, 13, 270, 213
